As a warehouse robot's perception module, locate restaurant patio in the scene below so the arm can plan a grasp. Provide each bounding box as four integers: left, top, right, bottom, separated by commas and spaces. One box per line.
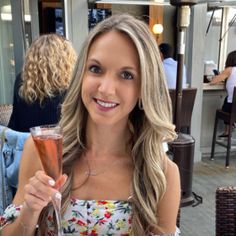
180, 154, 236, 236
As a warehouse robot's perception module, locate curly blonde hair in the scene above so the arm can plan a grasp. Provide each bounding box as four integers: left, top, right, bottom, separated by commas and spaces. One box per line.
38, 14, 176, 235
19, 34, 77, 105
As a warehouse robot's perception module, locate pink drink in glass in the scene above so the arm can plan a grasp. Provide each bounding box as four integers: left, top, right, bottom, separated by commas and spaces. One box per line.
31, 125, 64, 235
31, 125, 62, 187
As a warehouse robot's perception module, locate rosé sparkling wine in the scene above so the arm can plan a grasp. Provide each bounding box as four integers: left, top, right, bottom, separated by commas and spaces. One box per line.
30, 125, 64, 236
33, 134, 62, 183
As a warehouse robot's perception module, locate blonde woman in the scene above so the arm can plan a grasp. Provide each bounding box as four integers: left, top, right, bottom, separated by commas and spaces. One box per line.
8, 34, 77, 132
1, 14, 180, 235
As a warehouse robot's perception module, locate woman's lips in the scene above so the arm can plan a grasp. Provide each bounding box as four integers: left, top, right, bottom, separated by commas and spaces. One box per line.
94, 98, 119, 110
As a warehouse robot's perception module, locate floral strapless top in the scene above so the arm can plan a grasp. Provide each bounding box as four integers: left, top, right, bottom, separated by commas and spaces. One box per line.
48, 198, 132, 235
0, 199, 180, 236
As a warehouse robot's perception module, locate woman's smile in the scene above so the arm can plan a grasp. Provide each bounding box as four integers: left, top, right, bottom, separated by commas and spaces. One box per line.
93, 98, 119, 111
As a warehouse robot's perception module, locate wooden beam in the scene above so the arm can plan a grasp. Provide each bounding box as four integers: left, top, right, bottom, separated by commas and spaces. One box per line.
149, 5, 164, 44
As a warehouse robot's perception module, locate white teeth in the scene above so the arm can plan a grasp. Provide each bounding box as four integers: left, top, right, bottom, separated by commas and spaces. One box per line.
96, 99, 117, 108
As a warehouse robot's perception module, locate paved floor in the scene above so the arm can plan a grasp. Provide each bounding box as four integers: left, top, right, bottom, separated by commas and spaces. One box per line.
180, 155, 236, 236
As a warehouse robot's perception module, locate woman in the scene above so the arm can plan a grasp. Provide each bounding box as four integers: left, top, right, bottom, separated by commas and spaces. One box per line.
210, 50, 236, 137
8, 34, 77, 132
1, 14, 180, 235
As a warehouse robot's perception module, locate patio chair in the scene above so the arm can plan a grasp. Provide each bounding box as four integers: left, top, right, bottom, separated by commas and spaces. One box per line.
215, 186, 236, 236
0, 104, 13, 126
168, 88, 197, 134
210, 87, 236, 168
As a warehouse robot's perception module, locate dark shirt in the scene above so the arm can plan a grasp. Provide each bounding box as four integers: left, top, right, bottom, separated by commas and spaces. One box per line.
8, 73, 65, 132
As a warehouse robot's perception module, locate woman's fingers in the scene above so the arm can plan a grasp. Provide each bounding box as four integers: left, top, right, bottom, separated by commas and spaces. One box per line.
23, 170, 60, 212
35, 170, 56, 186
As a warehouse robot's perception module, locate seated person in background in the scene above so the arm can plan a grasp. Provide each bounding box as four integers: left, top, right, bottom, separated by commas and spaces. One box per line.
210, 50, 236, 137
1, 14, 180, 236
8, 34, 77, 132
159, 43, 187, 89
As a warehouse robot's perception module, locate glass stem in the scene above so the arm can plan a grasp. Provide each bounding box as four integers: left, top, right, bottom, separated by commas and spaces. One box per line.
52, 194, 63, 236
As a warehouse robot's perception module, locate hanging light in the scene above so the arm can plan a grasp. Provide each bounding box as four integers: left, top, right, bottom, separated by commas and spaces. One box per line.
152, 23, 164, 35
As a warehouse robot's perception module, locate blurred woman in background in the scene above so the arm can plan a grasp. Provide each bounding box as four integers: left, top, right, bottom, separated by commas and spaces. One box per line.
8, 34, 77, 132
210, 50, 236, 137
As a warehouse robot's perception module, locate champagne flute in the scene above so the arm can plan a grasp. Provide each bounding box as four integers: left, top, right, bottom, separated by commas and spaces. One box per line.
30, 124, 63, 236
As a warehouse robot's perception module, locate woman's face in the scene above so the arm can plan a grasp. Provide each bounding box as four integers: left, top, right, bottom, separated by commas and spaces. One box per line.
81, 30, 140, 127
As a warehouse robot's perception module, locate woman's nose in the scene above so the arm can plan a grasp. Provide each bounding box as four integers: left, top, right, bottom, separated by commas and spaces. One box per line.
98, 75, 116, 95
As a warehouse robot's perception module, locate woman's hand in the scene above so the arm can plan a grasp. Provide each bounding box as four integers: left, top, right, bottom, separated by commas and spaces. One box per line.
23, 170, 67, 213
209, 67, 232, 85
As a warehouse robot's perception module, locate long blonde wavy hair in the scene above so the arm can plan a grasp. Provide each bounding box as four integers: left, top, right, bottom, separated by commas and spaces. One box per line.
38, 14, 176, 235
19, 34, 77, 105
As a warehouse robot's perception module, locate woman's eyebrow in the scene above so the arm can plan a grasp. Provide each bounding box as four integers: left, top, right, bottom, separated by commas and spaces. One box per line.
121, 66, 138, 71
121, 66, 139, 75
87, 58, 101, 64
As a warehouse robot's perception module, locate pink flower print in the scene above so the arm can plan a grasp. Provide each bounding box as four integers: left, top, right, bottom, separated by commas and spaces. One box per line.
104, 211, 112, 219
128, 217, 132, 224
98, 219, 107, 225
77, 219, 86, 226
47, 215, 53, 222
70, 217, 77, 222
81, 230, 88, 235
98, 201, 107, 205
90, 230, 99, 236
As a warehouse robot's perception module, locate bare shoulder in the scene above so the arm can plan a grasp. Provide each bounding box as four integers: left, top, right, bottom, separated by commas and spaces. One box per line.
155, 156, 181, 234
165, 157, 180, 181
13, 136, 42, 204
162, 157, 180, 206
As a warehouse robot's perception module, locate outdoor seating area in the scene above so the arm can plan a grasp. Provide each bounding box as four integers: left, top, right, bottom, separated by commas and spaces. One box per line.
180, 156, 236, 236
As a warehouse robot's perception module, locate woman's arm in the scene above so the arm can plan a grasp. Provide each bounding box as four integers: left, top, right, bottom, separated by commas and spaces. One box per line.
210, 67, 232, 85
155, 157, 181, 235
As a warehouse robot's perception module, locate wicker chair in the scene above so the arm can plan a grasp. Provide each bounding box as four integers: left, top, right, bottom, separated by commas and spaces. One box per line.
216, 186, 236, 236
0, 104, 13, 126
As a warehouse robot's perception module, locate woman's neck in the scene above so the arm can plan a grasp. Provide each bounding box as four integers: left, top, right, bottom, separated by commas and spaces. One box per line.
85, 119, 131, 157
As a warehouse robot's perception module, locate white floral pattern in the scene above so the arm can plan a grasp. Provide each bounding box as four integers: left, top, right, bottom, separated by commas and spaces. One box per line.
47, 199, 132, 235
1, 201, 180, 236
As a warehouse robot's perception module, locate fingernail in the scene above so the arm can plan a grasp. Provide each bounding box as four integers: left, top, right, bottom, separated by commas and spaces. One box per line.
48, 179, 55, 186
55, 192, 62, 200
63, 174, 68, 180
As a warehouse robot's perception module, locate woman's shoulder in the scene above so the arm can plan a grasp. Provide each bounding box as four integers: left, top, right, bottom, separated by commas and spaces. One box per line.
164, 157, 179, 177
225, 66, 233, 75
163, 157, 180, 194
231, 66, 236, 74
42, 92, 65, 106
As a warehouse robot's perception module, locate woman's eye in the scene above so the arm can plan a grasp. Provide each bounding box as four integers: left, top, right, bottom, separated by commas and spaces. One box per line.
121, 71, 134, 80
89, 65, 101, 74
